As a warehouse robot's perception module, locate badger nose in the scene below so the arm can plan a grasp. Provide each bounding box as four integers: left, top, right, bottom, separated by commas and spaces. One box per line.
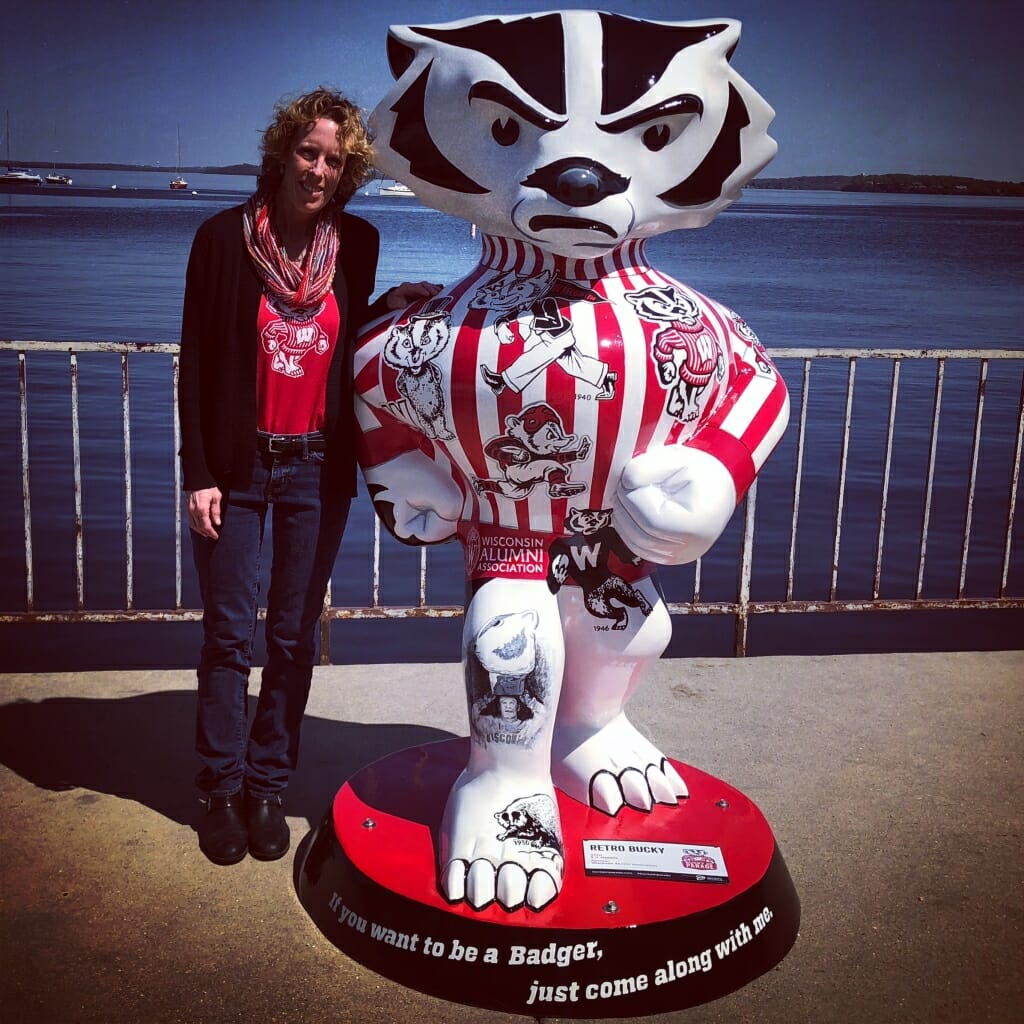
555, 164, 603, 206
521, 159, 629, 208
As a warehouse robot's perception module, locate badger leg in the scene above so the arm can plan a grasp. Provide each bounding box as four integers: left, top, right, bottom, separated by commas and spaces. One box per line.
552, 576, 687, 815
439, 578, 565, 912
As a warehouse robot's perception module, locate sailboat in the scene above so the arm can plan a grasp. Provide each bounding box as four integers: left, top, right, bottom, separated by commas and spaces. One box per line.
0, 110, 43, 185
45, 122, 72, 183
169, 124, 187, 190
46, 149, 72, 186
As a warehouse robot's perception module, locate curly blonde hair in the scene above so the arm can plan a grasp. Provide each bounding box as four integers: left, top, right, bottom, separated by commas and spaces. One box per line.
258, 87, 373, 209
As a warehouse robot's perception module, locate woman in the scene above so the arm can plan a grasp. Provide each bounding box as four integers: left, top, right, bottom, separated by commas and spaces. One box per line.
178, 87, 437, 865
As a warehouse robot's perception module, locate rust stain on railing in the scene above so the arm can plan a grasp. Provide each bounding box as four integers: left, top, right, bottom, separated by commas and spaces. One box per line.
1, 340, 1022, 660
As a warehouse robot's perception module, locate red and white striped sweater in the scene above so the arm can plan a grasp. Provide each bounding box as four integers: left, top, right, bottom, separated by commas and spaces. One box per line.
355, 236, 788, 572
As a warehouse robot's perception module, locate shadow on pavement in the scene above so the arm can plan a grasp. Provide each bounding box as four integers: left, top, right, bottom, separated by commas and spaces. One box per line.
0, 690, 455, 828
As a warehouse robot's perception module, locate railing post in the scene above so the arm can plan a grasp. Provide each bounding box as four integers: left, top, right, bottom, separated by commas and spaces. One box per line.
734, 480, 757, 657
319, 582, 333, 666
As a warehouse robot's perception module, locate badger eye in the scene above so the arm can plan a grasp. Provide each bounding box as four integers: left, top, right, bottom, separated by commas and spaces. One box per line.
492, 117, 520, 146
643, 124, 671, 151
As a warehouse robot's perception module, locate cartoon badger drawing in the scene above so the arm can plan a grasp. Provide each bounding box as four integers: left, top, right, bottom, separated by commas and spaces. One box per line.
354, 10, 789, 913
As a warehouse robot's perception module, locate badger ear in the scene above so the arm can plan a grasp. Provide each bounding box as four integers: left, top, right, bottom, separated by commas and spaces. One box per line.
710, 19, 742, 60
387, 33, 416, 79
598, 14, 738, 115
386, 24, 431, 79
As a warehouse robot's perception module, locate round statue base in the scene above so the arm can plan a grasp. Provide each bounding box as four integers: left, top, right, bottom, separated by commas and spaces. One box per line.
296, 739, 799, 1018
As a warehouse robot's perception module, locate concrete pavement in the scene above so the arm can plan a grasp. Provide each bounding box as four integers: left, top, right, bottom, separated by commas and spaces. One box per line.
1, 651, 1021, 1023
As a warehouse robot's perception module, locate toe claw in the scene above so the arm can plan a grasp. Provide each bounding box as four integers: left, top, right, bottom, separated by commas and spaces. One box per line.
526, 869, 559, 911
442, 859, 467, 903
496, 862, 528, 910
466, 858, 496, 909
647, 764, 681, 805
661, 758, 689, 798
590, 770, 625, 816
620, 767, 654, 811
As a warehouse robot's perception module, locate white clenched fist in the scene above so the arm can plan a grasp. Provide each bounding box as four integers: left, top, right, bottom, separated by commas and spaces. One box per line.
368, 450, 462, 544
613, 445, 738, 565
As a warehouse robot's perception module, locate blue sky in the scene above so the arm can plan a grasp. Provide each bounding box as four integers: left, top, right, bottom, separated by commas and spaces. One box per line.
2, 0, 1021, 179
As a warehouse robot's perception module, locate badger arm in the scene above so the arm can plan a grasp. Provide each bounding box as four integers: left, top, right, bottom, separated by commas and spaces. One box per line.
615, 340, 790, 565
363, 449, 462, 546
612, 445, 737, 565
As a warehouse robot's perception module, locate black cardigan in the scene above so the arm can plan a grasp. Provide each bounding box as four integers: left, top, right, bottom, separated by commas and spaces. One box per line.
178, 203, 387, 496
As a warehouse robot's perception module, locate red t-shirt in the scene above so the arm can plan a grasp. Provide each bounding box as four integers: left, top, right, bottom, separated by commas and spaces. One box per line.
256, 291, 341, 434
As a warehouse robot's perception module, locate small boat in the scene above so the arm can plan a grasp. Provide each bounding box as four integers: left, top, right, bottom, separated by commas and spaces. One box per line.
379, 181, 415, 197
0, 166, 42, 185
1, 111, 42, 184
46, 172, 73, 185
169, 123, 187, 190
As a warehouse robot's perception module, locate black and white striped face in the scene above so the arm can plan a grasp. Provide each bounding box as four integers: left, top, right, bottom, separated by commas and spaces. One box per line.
369, 9, 776, 257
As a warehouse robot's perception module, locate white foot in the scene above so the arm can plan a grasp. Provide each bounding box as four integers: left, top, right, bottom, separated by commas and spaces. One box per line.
553, 714, 688, 816
439, 770, 564, 912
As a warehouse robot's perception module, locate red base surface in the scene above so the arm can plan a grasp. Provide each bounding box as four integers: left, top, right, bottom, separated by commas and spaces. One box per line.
297, 739, 799, 1017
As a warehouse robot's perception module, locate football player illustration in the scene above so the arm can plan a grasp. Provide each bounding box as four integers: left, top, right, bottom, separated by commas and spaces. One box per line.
472, 404, 591, 500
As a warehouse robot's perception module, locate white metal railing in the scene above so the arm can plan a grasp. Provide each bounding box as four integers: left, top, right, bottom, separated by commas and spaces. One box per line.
1, 340, 1022, 658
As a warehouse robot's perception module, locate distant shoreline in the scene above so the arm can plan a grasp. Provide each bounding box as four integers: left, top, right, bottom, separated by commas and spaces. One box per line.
8, 161, 262, 176
749, 173, 1023, 197
5, 162, 1023, 197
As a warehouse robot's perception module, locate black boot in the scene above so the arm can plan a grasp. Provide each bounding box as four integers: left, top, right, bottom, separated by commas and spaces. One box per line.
198, 792, 248, 865
246, 792, 290, 861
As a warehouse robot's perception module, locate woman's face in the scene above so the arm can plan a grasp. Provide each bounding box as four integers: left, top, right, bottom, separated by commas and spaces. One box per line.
277, 117, 346, 223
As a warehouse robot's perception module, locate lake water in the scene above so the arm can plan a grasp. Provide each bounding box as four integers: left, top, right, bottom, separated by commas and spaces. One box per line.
1, 171, 1022, 669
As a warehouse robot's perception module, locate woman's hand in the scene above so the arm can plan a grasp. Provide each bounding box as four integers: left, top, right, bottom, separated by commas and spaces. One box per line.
386, 280, 443, 311
187, 487, 223, 538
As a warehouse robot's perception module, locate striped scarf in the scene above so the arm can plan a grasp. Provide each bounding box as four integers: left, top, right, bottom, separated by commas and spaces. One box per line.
242, 194, 339, 316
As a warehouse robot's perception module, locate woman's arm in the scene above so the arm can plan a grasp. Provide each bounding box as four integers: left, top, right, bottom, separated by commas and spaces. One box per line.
177, 224, 218, 493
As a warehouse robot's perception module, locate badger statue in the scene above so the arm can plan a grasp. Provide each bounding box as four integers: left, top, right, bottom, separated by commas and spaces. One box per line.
355, 10, 790, 913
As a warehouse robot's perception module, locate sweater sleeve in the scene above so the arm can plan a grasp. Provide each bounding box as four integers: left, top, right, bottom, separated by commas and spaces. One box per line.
683, 301, 789, 501
338, 213, 384, 332
177, 222, 216, 492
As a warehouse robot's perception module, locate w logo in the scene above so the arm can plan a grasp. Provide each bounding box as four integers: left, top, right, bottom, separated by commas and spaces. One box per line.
571, 544, 601, 571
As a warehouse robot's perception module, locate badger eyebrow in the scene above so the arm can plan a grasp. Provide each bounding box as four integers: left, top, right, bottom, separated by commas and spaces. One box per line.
598, 94, 703, 134
468, 81, 566, 131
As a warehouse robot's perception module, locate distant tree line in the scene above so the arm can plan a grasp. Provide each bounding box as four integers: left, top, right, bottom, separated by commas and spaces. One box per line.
26, 162, 263, 175
750, 173, 1023, 196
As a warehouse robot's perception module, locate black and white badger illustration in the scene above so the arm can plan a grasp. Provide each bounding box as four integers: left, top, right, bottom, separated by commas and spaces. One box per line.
546, 507, 653, 629
626, 285, 727, 422
494, 795, 562, 857
382, 303, 456, 440
468, 609, 548, 748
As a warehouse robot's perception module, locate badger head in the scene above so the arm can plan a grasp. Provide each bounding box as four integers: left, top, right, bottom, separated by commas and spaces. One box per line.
369, 10, 776, 258
566, 507, 613, 536
474, 609, 539, 676
382, 309, 451, 369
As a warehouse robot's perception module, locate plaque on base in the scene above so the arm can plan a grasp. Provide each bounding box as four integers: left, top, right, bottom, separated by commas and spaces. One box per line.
296, 739, 799, 1018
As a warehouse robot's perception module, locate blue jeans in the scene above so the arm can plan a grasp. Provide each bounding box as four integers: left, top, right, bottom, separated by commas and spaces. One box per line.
190, 450, 350, 798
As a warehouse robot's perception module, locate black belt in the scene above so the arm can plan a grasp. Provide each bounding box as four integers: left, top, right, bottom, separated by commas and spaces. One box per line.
256, 432, 327, 455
